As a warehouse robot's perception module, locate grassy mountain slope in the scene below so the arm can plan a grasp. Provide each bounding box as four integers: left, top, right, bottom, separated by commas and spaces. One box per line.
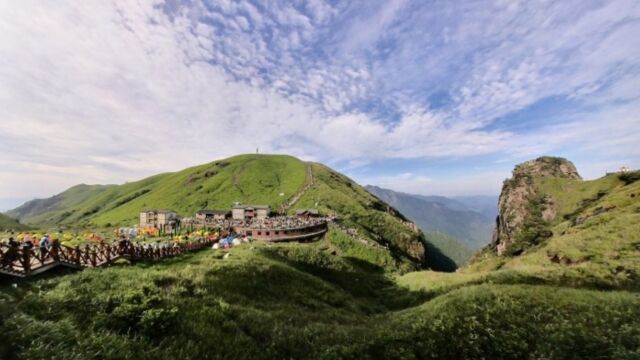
0, 213, 30, 231
7, 184, 114, 225
9, 155, 306, 227
422, 231, 474, 268
1, 160, 639, 358
1, 239, 638, 359
7, 155, 427, 270
468, 170, 640, 289
286, 162, 427, 270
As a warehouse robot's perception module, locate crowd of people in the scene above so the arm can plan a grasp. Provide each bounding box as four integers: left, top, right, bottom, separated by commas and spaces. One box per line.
0, 233, 60, 266
245, 216, 328, 230
192, 216, 328, 231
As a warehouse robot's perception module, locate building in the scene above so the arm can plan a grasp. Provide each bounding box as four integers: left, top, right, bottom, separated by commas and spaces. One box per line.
234, 221, 327, 242
232, 204, 271, 220
139, 209, 178, 230
295, 208, 320, 219
195, 210, 229, 222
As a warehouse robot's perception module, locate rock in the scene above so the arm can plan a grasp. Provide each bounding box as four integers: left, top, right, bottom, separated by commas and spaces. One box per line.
491, 157, 581, 256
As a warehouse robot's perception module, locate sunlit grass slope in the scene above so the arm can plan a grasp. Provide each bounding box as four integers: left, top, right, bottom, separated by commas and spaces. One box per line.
7, 155, 428, 270
10, 154, 306, 226
1, 241, 638, 359
465, 171, 640, 287
0, 213, 30, 231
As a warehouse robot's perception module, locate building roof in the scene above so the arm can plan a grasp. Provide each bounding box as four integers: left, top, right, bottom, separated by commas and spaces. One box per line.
196, 210, 229, 215
296, 208, 319, 215
141, 209, 176, 214
232, 204, 271, 210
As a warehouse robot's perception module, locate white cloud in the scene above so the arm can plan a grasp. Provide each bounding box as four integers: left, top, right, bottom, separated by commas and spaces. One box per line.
0, 0, 638, 203
361, 171, 508, 197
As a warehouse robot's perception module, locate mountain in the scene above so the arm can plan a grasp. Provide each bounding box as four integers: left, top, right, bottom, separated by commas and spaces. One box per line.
2, 156, 640, 359
7, 184, 115, 225
365, 185, 493, 252
0, 213, 30, 231
469, 157, 640, 287
8, 154, 428, 271
451, 195, 498, 221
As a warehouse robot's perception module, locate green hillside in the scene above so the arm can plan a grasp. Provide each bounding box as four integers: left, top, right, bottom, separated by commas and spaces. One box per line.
0, 213, 30, 231
466, 170, 640, 287
9, 155, 306, 227
7, 154, 427, 271
1, 159, 640, 358
423, 231, 474, 269
1, 237, 638, 359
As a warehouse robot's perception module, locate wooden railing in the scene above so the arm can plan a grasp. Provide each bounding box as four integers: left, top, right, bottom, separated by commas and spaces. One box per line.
0, 238, 216, 278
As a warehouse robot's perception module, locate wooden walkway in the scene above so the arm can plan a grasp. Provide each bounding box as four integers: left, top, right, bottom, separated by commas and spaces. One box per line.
0, 238, 216, 278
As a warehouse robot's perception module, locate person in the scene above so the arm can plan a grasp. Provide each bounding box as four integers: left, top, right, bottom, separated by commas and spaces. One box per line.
2, 237, 20, 266
39, 234, 50, 257
21, 237, 34, 251
117, 235, 129, 251
8, 237, 19, 248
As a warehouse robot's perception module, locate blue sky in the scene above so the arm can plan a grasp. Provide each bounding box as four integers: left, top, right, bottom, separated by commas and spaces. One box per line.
0, 0, 639, 210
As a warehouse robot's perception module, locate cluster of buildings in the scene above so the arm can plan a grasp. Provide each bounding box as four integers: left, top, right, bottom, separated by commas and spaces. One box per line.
139, 205, 326, 242
139, 204, 273, 230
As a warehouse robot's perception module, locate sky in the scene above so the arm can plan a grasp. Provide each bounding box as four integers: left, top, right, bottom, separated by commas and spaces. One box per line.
1, 0, 639, 211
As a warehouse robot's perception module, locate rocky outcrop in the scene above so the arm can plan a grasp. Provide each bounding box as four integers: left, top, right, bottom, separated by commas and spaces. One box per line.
492, 157, 581, 256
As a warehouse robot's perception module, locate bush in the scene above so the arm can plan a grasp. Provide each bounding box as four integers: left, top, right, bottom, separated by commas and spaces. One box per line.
619, 170, 640, 185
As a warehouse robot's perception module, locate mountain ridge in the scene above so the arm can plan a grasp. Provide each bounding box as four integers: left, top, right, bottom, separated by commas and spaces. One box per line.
7, 154, 429, 271
365, 185, 493, 252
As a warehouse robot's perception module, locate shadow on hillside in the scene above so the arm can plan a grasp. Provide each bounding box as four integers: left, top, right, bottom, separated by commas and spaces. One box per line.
258, 248, 429, 312
424, 242, 458, 272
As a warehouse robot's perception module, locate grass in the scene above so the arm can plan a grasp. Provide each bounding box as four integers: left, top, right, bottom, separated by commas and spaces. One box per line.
464, 170, 640, 293
0, 243, 425, 359
3, 158, 639, 358
6, 155, 427, 271
2, 242, 639, 359
292, 163, 427, 271
0, 213, 30, 231
9, 154, 307, 227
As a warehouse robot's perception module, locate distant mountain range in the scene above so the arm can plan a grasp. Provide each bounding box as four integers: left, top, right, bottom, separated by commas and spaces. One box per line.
365, 185, 496, 264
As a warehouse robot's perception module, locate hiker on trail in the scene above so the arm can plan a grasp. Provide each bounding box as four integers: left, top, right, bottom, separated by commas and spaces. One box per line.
8, 237, 19, 248
117, 235, 129, 253
2, 237, 20, 266
21, 238, 34, 251
39, 234, 50, 257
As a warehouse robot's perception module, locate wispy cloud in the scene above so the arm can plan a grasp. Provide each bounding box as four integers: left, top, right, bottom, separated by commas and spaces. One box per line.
0, 0, 638, 205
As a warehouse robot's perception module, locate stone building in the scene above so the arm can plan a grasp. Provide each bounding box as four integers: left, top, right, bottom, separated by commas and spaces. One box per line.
139, 209, 178, 230
195, 210, 229, 222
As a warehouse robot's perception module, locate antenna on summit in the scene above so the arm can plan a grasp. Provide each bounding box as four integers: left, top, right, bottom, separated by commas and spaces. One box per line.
256, 147, 259, 154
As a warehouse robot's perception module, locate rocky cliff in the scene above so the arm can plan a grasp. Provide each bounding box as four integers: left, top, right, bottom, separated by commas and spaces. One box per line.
491, 157, 581, 256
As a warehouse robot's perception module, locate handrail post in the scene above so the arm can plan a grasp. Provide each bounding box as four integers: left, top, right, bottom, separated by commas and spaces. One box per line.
22, 248, 31, 275
75, 246, 81, 266
51, 244, 60, 262
90, 246, 97, 266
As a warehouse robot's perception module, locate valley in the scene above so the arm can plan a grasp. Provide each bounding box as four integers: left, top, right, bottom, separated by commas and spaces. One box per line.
1, 155, 639, 358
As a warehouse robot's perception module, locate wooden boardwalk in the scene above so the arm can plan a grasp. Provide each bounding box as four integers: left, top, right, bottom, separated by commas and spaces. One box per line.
0, 238, 216, 278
